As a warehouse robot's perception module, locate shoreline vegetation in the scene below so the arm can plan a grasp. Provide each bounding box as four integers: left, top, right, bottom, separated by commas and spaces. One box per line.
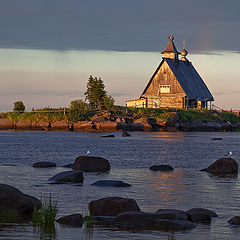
1, 75, 240, 132
0, 107, 240, 132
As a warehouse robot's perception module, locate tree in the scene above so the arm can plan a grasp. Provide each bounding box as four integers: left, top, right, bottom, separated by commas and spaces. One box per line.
13, 101, 25, 112
84, 75, 107, 109
68, 99, 90, 122
103, 95, 115, 110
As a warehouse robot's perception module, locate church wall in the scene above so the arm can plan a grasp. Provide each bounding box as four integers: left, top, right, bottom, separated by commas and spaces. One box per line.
142, 61, 186, 108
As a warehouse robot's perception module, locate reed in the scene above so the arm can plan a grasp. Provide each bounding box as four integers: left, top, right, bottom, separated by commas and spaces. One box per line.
32, 194, 58, 227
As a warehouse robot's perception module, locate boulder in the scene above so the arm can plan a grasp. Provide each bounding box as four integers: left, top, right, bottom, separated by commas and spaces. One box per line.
32, 121, 50, 130
0, 119, 12, 130
122, 131, 131, 137
200, 158, 238, 174
48, 170, 84, 184
56, 213, 84, 227
155, 209, 188, 220
51, 120, 69, 131
32, 162, 56, 168
134, 117, 152, 131
185, 208, 218, 223
89, 197, 140, 216
228, 216, 240, 225
116, 122, 143, 131
72, 156, 110, 172
150, 165, 174, 171
95, 121, 118, 131
0, 184, 41, 217
16, 120, 32, 130
112, 211, 196, 231
91, 180, 131, 187
73, 121, 96, 132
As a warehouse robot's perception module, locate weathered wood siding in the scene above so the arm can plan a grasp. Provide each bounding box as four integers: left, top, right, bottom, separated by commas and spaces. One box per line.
141, 61, 186, 108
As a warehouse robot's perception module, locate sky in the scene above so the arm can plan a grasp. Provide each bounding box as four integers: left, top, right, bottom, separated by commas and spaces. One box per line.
0, 0, 240, 110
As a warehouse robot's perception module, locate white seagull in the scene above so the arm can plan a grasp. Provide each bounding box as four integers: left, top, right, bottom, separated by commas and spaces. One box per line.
225, 152, 232, 157
86, 150, 90, 156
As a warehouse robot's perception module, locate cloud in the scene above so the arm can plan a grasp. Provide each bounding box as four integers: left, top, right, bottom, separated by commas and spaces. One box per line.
0, 1, 240, 52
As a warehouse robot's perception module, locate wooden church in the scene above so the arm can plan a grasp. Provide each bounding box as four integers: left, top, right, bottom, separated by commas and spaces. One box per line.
126, 36, 214, 109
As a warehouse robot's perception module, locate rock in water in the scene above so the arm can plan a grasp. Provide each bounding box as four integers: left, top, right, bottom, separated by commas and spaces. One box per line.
72, 156, 110, 172
89, 197, 140, 216
200, 158, 238, 174
56, 213, 84, 227
101, 135, 115, 138
112, 211, 196, 231
228, 216, 240, 225
0, 184, 41, 217
32, 162, 56, 168
122, 131, 131, 137
48, 171, 84, 184
150, 165, 174, 171
91, 180, 131, 187
185, 208, 218, 223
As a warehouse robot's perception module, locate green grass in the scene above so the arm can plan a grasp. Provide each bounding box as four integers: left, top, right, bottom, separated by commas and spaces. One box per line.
32, 194, 58, 227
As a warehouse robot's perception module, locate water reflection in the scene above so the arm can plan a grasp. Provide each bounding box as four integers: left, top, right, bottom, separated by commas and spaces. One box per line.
82, 225, 94, 240
33, 224, 56, 240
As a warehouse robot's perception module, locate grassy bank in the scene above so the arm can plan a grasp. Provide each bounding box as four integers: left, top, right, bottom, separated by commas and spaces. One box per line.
0, 107, 239, 125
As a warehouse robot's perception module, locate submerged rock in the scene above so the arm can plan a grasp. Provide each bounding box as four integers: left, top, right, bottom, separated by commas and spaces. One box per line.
32, 162, 56, 168
150, 165, 174, 171
185, 208, 218, 223
89, 197, 140, 216
56, 213, 84, 227
101, 134, 115, 138
48, 170, 84, 184
72, 156, 110, 172
200, 158, 238, 174
122, 131, 131, 137
0, 184, 41, 217
112, 211, 196, 231
91, 180, 131, 187
228, 216, 240, 225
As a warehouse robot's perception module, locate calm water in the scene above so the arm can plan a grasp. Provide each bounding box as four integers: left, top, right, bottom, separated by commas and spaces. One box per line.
0, 131, 240, 240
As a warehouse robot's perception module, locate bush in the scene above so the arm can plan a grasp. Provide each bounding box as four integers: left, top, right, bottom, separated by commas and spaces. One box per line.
13, 101, 25, 112
68, 99, 91, 122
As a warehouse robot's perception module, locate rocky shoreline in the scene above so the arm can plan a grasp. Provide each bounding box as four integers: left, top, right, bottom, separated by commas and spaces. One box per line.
1, 112, 239, 132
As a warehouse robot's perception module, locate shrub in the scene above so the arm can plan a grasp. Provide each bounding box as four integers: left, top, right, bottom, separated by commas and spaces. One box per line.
13, 101, 25, 112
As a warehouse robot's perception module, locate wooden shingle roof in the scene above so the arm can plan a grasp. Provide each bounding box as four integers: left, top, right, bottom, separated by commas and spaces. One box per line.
141, 58, 214, 101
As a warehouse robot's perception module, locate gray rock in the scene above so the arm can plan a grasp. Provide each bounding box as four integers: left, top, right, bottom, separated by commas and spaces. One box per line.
89, 197, 140, 216
155, 209, 188, 220
112, 211, 196, 231
32, 162, 56, 168
0, 184, 41, 217
150, 165, 174, 171
48, 171, 84, 184
56, 213, 84, 227
201, 158, 238, 174
72, 156, 110, 172
228, 216, 240, 225
185, 208, 218, 223
91, 180, 131, 187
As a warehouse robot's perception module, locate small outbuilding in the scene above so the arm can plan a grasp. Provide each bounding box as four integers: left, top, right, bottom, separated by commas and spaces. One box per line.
126, 36, 214, 109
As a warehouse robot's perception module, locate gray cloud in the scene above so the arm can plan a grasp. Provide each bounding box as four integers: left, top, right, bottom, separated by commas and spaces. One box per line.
0, 0, 239, 52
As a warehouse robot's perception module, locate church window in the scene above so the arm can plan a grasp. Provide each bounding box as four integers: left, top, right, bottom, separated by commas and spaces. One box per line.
159, 85, 170, 93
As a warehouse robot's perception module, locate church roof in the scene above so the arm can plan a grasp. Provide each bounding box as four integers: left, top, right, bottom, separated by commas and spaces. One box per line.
141, 59, 214, 101
161, 36, 180, 54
